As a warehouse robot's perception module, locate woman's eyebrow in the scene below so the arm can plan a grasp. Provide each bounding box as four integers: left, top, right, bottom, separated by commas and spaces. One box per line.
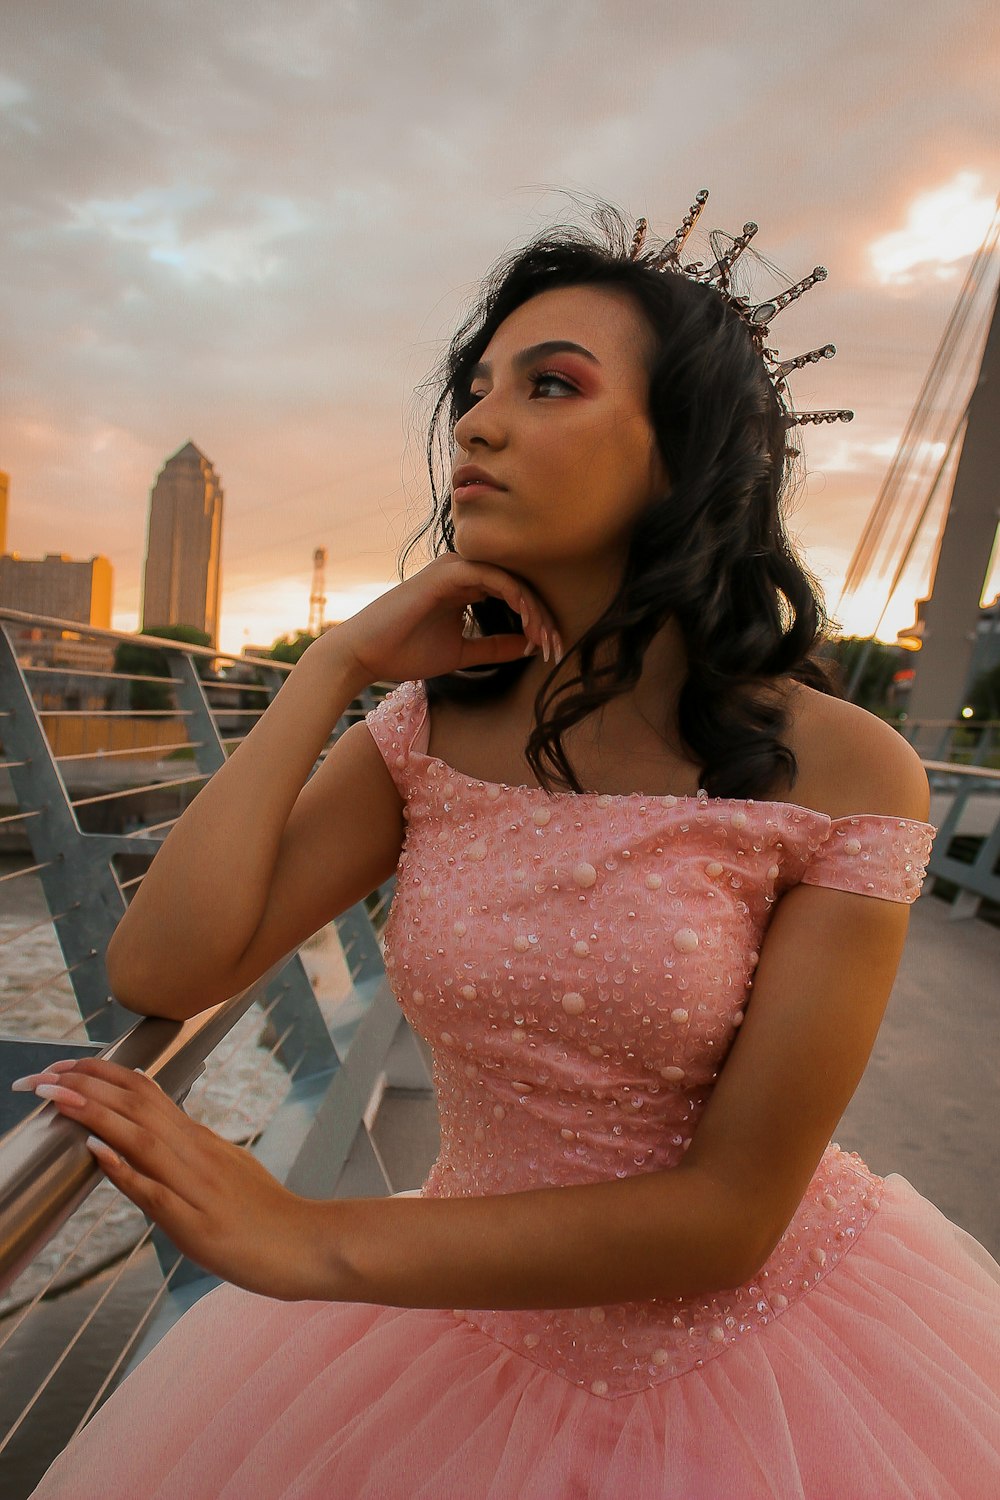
468, 340, 601, 380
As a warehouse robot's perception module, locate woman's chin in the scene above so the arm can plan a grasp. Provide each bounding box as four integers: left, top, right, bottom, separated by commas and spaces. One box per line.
454, 534, 520, 568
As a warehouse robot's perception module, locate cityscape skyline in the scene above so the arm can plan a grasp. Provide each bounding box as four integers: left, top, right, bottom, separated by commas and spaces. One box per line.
3, 2, 998, 657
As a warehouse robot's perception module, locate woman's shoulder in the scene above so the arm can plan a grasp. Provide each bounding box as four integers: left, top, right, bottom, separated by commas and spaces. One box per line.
789, 684, 929, 823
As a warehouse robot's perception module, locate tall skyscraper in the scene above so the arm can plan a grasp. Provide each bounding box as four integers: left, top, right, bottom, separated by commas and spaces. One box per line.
141, 441, 223, 646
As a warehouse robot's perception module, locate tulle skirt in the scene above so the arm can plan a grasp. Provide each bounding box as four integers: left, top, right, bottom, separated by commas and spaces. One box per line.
28, 1173, 1000, 1499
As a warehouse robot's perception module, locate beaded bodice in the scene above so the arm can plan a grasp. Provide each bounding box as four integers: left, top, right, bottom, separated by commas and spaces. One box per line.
364, 679, 937, 1399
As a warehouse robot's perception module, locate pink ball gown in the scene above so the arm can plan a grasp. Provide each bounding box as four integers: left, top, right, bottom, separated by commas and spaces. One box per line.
29, 678, 1000, 1498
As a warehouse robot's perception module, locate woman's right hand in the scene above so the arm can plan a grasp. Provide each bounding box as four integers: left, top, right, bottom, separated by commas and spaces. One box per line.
331, 553, 562, 688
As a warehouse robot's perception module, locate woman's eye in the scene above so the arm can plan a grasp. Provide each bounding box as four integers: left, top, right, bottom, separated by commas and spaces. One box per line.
461, 371, 576, 409
531, 371, 576, 396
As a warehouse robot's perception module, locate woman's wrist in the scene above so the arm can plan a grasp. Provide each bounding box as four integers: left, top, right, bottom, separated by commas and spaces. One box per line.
289, 1195, 359, 1303
302, 626, 375, 705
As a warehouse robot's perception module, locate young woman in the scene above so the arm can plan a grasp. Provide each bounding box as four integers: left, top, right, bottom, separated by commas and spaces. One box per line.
21, 197, 1000, 1498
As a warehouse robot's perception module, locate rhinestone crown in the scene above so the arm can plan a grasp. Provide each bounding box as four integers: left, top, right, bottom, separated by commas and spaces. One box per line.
629, 189, 853, 428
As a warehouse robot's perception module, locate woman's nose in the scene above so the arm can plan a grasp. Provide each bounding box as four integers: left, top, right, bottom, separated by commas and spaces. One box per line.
453, 392, 506, 450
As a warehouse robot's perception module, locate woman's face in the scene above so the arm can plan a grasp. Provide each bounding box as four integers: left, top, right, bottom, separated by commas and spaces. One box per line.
450, 283, 669, 577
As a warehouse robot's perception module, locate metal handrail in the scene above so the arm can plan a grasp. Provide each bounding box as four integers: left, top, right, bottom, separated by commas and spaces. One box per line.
0, 983, 282, 1293
0, 605, 289, 669
0, 608, 408, 1315
922, 760, 1000, 780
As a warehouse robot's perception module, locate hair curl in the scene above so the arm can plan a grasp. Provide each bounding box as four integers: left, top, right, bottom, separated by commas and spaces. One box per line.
398, 195, 845, 801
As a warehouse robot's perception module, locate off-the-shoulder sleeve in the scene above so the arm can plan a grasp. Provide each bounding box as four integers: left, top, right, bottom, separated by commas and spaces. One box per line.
799, 813, 937, 904
362, 679, 429, 800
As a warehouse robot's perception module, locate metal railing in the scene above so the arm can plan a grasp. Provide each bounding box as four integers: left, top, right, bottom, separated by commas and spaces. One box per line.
0, 607, 432, 1493
894, 713, 1000, 919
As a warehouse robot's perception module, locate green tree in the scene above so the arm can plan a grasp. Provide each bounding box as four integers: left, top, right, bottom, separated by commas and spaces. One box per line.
113, 624, 214, 710
824, 636, 907, 716
967, 660, 1000, 721
268, 630, 318, 666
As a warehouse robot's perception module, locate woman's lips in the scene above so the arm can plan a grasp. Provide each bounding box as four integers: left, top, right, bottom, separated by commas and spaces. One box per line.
453, 481, 505, 498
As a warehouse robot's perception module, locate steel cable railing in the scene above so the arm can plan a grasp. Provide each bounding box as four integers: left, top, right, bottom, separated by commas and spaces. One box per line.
60, 1003, 309, 1447
54, 740, 203, 763
0, 608, 416, 1487
0, 992, 301, 1459
0, 955, 98, 1016
0, 866, 59, 891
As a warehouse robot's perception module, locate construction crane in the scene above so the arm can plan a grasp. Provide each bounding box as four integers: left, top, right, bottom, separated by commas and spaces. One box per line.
308, 546, 328, 636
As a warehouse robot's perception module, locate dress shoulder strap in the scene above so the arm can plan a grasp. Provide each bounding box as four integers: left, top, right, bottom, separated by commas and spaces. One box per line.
362, 680, 429, 799
799, 812, 937, 904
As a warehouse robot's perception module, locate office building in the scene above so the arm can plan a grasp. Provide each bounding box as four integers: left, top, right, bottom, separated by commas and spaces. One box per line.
141, 441, 223, 646
0, 551, 112, 627
0, 551, 115, 672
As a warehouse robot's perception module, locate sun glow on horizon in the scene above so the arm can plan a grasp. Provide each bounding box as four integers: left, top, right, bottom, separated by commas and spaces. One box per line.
113, 577, 400, 658
868, 172, 997, 285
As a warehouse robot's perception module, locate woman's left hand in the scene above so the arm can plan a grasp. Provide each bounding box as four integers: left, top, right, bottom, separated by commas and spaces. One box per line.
15, 1057, 333, 1302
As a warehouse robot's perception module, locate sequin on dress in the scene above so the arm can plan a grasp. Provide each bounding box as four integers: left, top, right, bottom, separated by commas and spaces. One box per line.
29, 678, 1000, 1499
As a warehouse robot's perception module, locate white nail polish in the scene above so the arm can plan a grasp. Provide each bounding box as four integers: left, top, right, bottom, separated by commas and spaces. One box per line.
11, 1074, 50, 1091
35, 1083, 80, 1101
86, 1134, 121, 1165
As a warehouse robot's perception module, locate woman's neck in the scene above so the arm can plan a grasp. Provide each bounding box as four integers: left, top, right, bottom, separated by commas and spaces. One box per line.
514, 614, 690, 744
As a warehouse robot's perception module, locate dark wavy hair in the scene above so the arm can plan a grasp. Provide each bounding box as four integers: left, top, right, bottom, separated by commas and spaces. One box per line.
398, 195, 846, 801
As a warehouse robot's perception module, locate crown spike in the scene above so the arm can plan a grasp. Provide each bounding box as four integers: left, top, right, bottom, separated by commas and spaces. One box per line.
770, 343, 837, 388
631, 193, 850, 429
651, 189, 709, 269
629, 217, 648, 261
749, 266, 828, 328
704, 223, 759, 286
788, 409, 854, 425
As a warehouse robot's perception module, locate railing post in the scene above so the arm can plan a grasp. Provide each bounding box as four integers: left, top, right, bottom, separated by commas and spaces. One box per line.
163, 650, 228, 774
933, 722, 955, 760
0, 626, 136, 1042
970, 722, 997, 767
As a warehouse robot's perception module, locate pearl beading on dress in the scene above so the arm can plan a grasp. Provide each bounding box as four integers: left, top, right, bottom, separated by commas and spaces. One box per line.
364, 680, 937, 1400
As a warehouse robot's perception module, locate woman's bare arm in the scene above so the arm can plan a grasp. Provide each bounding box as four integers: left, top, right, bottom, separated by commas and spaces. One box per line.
106, 556, 556, 1021
105, 634, 390, 1020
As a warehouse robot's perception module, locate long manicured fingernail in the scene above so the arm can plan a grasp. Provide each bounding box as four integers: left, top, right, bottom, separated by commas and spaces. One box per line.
34, 1083, 87, 1106
553, 633, 564, 664
86, 1135, 122, 1165
11, 1073, 57, 1091
541, 629, 550, 663
521, 641, 538, 657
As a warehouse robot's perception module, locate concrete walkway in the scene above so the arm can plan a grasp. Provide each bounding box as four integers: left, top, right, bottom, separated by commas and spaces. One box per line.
835, 886, 999, 1256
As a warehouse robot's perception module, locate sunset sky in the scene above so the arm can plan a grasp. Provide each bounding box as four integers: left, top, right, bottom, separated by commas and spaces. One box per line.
3, 1, 998, 658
